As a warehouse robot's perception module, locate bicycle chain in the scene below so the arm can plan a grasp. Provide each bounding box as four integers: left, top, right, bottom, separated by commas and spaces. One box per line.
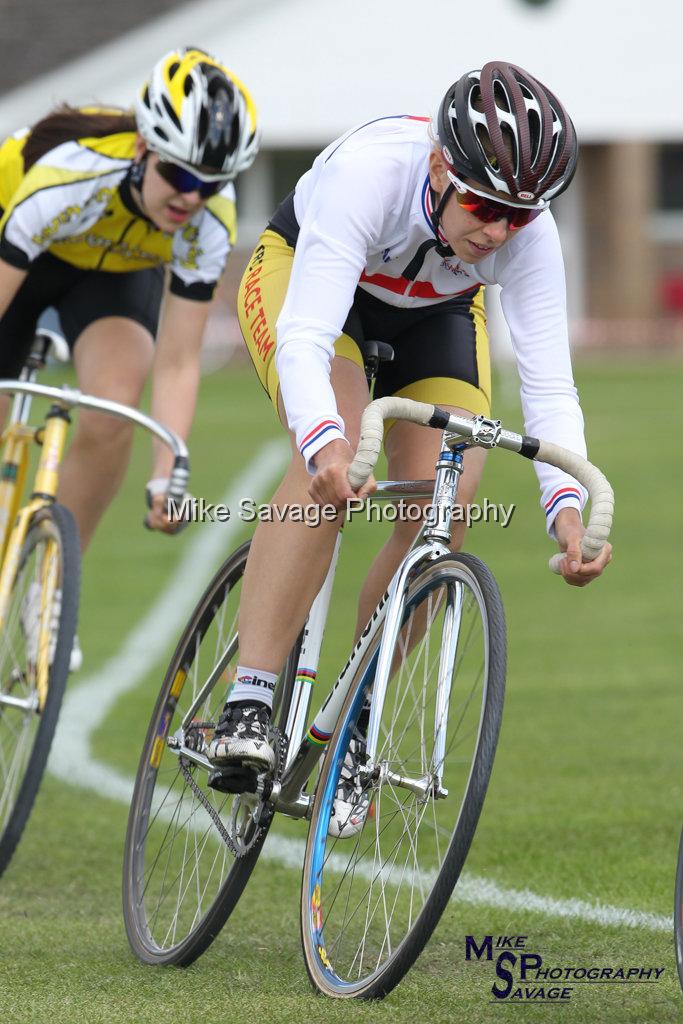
178, 726, 287, 859
179, 760, 240, 857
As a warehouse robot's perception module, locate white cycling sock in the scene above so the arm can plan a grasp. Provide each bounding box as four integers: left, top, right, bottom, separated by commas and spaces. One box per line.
227, 666, 277, 711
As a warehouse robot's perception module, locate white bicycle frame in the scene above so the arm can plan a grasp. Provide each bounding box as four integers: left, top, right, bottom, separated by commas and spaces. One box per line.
274, 477, 448, 818
166, 399, 613, 822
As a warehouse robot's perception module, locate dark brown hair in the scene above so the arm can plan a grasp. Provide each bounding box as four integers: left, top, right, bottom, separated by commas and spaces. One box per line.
23, 104, 137, 170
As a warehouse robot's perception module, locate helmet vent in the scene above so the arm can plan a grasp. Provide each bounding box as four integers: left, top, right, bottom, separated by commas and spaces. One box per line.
228, 113, 240, 152
540, 129, 561, 183
168, 61, 180, 79
184, 76, 194, 96
475, 123, 498, 169
153, 126, 169, 142
500, 122, 516, 168
198, 106, 209, 145
493, 80, 511, 113
142, 85, 150, 109
450, 124, 470, 162
161, 94, 182, 131
528, 108, 542, 164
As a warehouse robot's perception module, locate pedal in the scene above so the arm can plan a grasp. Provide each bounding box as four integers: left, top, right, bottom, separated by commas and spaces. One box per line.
185, 720, 212, 753
207, 766, 259, 794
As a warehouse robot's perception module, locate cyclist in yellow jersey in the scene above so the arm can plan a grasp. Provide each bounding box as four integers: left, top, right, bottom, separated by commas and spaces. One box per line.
0, 47, 259, 552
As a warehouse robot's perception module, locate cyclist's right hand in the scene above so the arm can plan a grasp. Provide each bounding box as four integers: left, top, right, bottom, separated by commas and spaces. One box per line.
310, 439, 376, 509
144, 478, 190, 535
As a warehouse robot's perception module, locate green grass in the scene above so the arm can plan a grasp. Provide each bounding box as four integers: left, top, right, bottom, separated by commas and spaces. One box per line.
0, 357, 681, 1023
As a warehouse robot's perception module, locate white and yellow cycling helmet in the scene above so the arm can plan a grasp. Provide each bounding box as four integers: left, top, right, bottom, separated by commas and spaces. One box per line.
136, 47, 260, 181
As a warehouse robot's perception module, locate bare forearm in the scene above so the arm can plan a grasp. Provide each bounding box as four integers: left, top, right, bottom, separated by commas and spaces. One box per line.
150, 356, 201, 477
149, 292, 209, 480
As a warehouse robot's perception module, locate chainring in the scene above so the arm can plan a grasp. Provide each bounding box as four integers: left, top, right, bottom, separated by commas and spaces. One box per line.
179, 725, 287, 859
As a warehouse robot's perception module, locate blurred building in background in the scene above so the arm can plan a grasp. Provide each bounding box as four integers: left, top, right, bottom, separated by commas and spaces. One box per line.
1, 0, 681, 356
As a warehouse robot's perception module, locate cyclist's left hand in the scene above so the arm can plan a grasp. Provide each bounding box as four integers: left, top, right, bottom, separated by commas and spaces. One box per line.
554, 507, 612, 587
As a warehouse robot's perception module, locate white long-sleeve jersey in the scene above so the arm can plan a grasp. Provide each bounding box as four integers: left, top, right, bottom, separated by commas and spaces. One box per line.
274, 115, 587, 533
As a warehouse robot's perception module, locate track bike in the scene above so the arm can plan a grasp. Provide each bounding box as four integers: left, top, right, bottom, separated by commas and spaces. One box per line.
0, 330, 189, 877
123, 388, 613, 999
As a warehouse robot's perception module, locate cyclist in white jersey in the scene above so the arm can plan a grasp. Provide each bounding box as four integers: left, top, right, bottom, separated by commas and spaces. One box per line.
207, 61, 612, 781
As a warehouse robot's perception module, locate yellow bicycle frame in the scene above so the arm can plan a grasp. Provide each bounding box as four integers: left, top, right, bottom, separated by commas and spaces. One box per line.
0, 409, 70, 707
0, 422, 34, 566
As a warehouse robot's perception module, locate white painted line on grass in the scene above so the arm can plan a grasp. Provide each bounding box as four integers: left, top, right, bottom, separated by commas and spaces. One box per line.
48, 439, 671, 935
49, 438, 289, 795
258, 834, 671, 934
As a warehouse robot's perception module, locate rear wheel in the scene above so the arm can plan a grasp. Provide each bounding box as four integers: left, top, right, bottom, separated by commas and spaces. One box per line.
0, 504, 80, 876
123, 540, 298, 966
301, 552, 506, 998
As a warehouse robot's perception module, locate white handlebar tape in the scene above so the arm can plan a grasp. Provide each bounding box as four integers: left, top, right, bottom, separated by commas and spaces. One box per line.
534, 441, 614, 575
347, 398, 614, 578
347, 397, 437, 490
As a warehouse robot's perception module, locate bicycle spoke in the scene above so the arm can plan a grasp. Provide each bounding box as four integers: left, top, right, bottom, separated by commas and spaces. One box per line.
124, 544, 284, 962
0, 509, 77, 878
305, 556, 503, 995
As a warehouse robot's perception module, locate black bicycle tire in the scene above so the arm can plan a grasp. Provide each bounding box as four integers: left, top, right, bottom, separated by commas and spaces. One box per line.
0, 503, 80, 877
675, 825, 683, 991
301, 551, 506, 999
123, 539, 300, 966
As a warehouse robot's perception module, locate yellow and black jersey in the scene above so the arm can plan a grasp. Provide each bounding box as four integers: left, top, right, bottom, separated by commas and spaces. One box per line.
0, 129, 237, 300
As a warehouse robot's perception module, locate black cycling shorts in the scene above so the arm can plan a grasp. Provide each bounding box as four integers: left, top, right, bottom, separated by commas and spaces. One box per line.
241, 227, 491, 420
341, 285, 487, 401
0, 252, 164, 377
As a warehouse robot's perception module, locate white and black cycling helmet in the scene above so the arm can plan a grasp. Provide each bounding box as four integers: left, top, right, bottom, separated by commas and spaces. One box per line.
435, 60, 578, 206
136, 47, 260, 181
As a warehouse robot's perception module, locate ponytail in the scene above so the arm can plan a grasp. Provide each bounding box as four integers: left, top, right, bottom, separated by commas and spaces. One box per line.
23, 104, 137, 170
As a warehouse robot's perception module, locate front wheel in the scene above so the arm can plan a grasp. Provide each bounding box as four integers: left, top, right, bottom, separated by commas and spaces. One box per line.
0, 504, 80, 876
301, 552, 506, 999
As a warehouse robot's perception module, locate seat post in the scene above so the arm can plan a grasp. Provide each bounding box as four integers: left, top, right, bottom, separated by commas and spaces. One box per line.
11, 331, 55, 425
361, 340, 395, 388
26, 331, 53, 373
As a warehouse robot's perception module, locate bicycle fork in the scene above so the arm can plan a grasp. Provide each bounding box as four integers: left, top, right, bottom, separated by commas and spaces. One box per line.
275, 434, 467, 816
363, 440, 466, 796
